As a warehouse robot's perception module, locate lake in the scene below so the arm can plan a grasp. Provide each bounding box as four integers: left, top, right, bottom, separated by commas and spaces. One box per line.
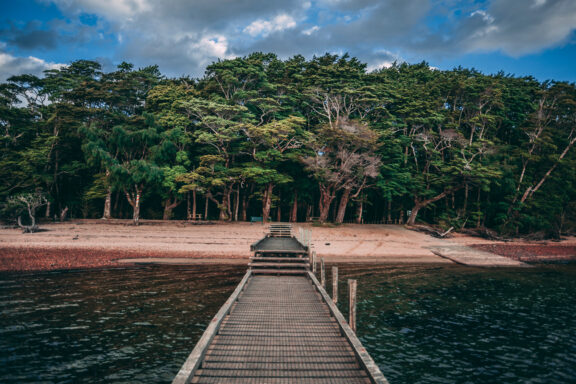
1, 264, 575, 383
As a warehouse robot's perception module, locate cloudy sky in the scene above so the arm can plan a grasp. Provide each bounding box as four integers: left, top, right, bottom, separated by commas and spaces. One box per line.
1, 0, 575, 82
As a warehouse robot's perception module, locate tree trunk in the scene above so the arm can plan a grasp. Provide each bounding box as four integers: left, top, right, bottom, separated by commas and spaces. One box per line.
290, 190, 298, 222
219, 205, 228, 220
407, 186, 464, 225
162, 197, 180, 220
306, 204, 312, 222
225, 187, 232, 221
355, 200, 363, 224
335, 189, 351, 224
241, 190, 248, 221
387, 198, 392, 224
54, 146, 61, 214
133, 195, 140, 225
18, 215, 37, 233
192, 190, 197, 220
463, 183, 469, 216
163, 199, 171, 220
102, 187, 112, 219
125, 186, 142, 225
113, 190, 120, 217
331, 196, 338, 222
406, 204, 421, 225
318, 187, 335, 223
45, 201, 51, 219
234, 187, 240, 221
276, 192, 282, 222
476, 188, 482, 228
186, 192, 192, 220
206, 191, 229, 221
102, 169, 112, 219
60, 207, 69, 221
262, 183, 273, 223
204, 195, 209, 220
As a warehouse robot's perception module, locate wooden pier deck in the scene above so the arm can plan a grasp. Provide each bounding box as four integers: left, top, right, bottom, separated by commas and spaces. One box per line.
173, 224, 388, 384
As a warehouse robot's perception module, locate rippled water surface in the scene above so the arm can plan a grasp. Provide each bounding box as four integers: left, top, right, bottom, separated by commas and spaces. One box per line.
332, 264, 576, 384
1, 264, 576, 383
0, 265, 244, 383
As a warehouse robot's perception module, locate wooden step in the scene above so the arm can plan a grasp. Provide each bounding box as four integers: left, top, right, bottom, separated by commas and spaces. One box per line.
250, 269, 308, 275
250, 257, 309, 262
249, 263, 309, 268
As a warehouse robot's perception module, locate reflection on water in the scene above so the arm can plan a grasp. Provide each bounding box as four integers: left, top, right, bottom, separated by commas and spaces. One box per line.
331, 264, 576, 384
0, 265, 244, 384
1, 264, 576, 383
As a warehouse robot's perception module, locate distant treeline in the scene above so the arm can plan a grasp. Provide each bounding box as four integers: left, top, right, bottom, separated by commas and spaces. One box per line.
1, 53, 575, 235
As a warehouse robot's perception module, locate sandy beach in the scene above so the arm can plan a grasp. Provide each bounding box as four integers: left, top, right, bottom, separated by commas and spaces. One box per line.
1, 220, 575, 271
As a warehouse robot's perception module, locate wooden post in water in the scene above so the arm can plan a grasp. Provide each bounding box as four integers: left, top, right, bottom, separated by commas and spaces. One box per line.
320, 257, 325, 288
348, 279, 357, 332
332, 267, 338, 304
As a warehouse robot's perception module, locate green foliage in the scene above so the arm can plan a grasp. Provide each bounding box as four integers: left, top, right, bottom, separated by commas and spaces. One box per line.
1, 54, 575, 234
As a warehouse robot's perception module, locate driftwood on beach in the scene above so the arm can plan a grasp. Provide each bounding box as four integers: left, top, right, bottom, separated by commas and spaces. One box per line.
406, 224, 455, 238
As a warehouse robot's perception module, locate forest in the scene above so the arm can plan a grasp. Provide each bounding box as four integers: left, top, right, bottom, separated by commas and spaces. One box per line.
1, 53, 575, 236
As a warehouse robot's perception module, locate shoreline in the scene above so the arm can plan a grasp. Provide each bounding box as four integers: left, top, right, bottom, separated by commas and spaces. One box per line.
1, 220, 575, 272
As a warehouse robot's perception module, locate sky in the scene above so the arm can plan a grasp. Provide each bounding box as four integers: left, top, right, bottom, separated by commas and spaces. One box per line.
1, 0, 575, 83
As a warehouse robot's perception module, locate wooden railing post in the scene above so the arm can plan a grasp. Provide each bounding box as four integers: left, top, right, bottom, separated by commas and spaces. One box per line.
348, 279, 357, 332
312, 251, 317, 273
332, 267, 338, 304
320, 257, 325, 288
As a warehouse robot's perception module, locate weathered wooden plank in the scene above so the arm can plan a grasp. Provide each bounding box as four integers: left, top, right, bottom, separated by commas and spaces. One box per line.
349, 279, 357, 332
194, 368, 369, 378
192, 377, 369, 384
201, 361, 361, 369
251, 269, 308, 275
205, 345, 355, 354
249, 262, 309, 268
249, 257, 309, 261
332, 266, 339, 304
203, 355, 359, 363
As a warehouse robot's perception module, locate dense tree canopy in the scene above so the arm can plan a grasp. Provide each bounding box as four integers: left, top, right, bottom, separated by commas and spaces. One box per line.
1, 53, 575, 236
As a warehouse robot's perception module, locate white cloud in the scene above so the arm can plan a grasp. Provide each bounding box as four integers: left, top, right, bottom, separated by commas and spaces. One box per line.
366, 60, 395, 72
462, 0, 576, 56
470, 10, 495, 24
469, 10, 499, 39
0, 49, 65, 82
244, 14, 297, 37
192, 35, 232, 59
365, 49, 402, 72
302, 26, 320, 35
532, 0, 547, 8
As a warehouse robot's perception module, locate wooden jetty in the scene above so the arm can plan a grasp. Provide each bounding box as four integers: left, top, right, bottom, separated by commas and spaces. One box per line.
173, 223, 388, 384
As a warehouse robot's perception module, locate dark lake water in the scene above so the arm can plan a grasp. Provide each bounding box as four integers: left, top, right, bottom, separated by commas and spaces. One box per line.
1, 264, 575, 383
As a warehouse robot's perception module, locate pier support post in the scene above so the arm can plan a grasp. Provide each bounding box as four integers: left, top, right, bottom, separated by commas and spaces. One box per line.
321, 257, 325, 288
332, 267, 338, 304
348, 279, 357, 332
312, 251, 317, 273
